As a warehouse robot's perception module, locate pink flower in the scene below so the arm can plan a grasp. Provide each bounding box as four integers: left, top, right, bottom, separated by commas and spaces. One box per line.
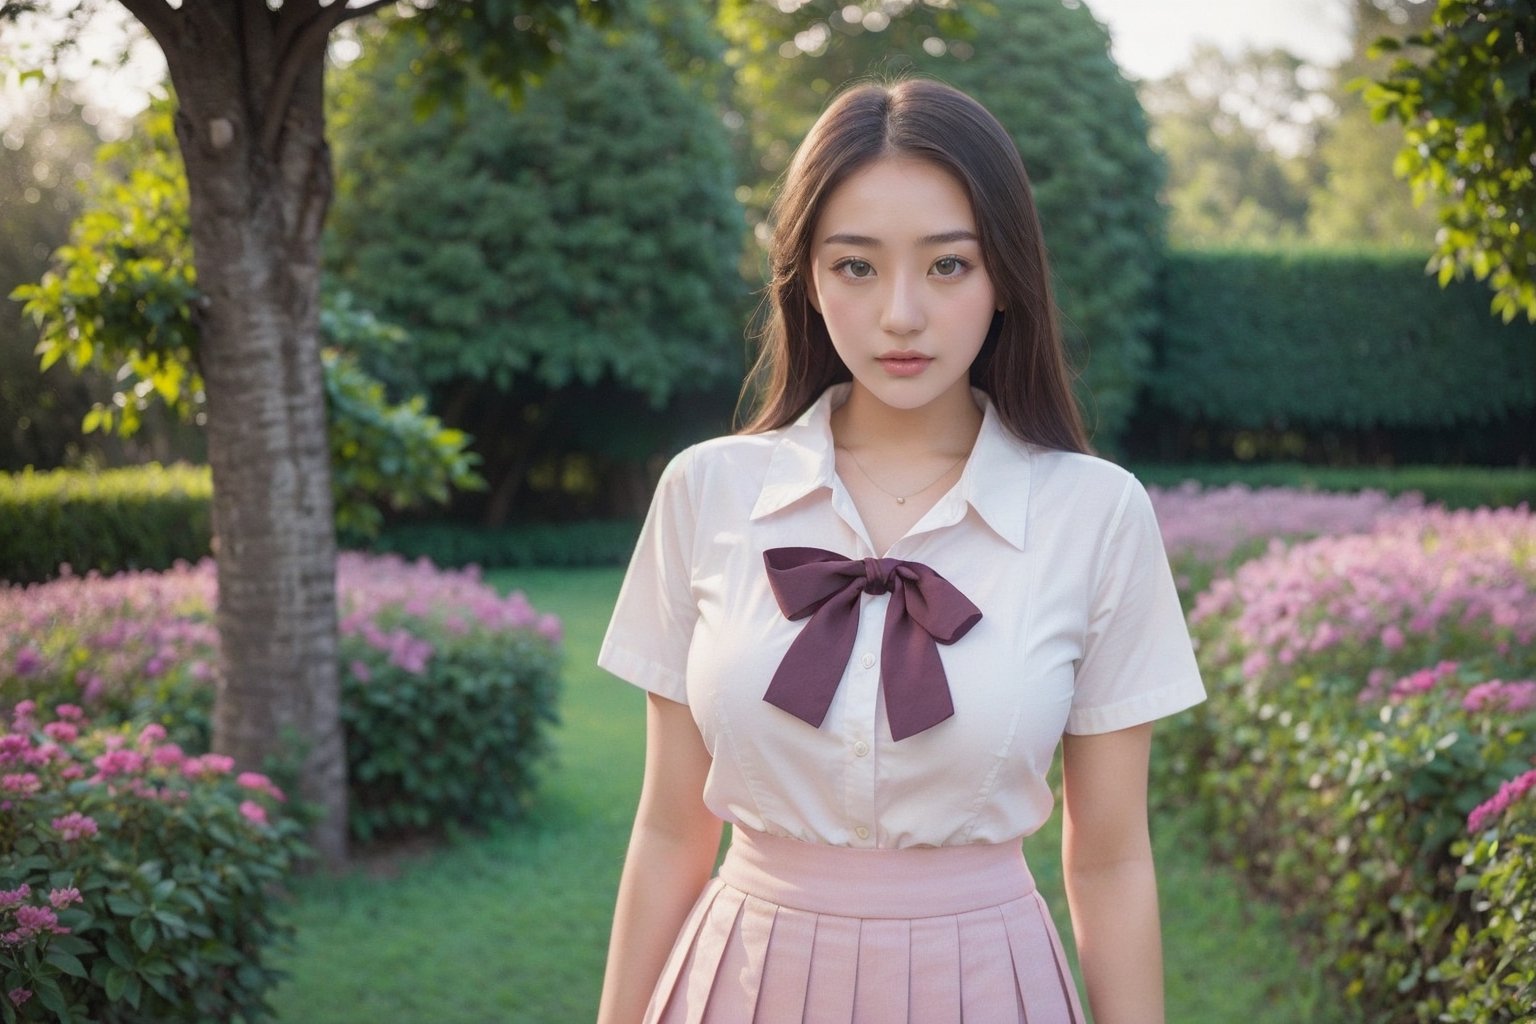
14, 904, 66, 938
51, 812, 99, 841
349, 659, 372, 683
48, 887, 81, 910
151, 743, 186, 769
537, 613, 563, 644
0, 885, 29, 910
42, 721, 78, 744
92, 749, 144, 779
10, 700, 36, 732
1468, 769, 1536, 834
1, 773, 40, 796
237, 771, 286, 802
137, 723, 167, 748
0, 734, 29, 764
7, 988, 31, 1008
239, 800, 269, 826
180, 753, 236, 779
54, 704, 84, 722
1462, 680, 1536, 715
1380, 625, 1405, 651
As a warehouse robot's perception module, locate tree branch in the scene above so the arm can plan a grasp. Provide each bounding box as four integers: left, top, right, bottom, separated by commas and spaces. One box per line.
260, 0, 394, 154
334, 0, 396, 26
114, 0, 179, 52
261, 3, 344, 154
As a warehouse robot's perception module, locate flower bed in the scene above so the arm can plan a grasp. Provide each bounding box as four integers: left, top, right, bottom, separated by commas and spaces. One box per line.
1, 702, 303, 1023
1145, 481, 1423, 598
0, 553, 563, 841
1162, 504, 1536, 1022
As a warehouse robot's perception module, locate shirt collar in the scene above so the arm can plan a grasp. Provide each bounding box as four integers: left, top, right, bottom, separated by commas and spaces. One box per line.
749, 383, 1033, 551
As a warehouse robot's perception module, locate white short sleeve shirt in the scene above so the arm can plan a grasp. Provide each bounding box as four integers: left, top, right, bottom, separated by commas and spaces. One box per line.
598, 384, 1205, 848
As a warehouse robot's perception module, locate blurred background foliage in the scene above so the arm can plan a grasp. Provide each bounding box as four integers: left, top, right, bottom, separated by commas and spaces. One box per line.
1, 0, 1532, 529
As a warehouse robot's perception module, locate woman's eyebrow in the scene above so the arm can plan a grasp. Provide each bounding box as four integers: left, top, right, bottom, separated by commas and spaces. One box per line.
821, 229, 979, 246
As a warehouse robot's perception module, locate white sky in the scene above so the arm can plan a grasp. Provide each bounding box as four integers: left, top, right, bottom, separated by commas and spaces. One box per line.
0, 0, 1356, 130
1087, 0, 1353, 81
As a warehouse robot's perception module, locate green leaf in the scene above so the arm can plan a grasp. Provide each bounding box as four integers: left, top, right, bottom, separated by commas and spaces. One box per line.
45, 949, 88, 979
131, 914, 157, 952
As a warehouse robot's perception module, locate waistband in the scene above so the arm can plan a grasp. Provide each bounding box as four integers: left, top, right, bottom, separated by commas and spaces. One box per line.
717, 828, 1035, 919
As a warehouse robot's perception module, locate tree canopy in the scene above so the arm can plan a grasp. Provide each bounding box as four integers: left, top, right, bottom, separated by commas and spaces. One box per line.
326, 5, 745, 405
1366, 0, 1536, 322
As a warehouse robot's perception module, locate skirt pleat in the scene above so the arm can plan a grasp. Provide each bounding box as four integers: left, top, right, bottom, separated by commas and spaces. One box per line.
907, 915, 961, 1021
644, 829, 1085, 1024
851, 918, 910, 1024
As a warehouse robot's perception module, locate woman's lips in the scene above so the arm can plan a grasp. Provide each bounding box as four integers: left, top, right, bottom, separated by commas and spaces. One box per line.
878, 354, 932, 377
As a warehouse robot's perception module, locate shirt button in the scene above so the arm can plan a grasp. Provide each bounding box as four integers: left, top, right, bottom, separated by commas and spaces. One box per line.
860, 653, 875, 669
853, 740, 870, 757
856, 826, 870, 840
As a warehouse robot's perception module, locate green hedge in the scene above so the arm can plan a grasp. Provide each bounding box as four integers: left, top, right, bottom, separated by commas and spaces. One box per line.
0, 465, 212, 584
1132, 462, 1536, 509
1150, 248, 1536, 429
369, 520, 641, 569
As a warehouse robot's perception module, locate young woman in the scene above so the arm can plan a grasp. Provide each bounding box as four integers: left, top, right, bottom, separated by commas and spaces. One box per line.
595, 78, 1204, 1024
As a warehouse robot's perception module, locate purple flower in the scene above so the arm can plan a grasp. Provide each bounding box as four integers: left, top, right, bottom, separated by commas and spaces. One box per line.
0, 885, 29, 910
7, 988, 31, 1008
12, 647, 44, 676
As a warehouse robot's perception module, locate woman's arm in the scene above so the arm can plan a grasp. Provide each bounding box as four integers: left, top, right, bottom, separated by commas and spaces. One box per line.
596, 693, 723, 1024
1060, 722, 1163, 1024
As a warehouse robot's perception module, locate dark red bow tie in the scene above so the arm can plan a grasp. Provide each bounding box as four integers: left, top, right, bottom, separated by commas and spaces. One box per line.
761, 547, 983, 741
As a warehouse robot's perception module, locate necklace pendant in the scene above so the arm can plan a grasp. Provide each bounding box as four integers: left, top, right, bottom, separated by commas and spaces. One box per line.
896, 497, 906, 504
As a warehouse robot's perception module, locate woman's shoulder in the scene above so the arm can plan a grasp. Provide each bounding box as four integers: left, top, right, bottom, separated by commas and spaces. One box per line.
656, 430, 787, 492
1026, 446, 1141, 504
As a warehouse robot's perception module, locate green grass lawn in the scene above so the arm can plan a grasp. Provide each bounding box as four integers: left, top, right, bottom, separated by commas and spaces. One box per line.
269, 567, 1336, 1023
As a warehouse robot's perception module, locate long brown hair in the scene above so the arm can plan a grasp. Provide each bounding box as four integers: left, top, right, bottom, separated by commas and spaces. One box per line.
737, 78, 1090, 454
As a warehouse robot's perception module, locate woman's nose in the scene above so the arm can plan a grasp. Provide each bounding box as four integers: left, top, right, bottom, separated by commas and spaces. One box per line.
879, 275, 926, 336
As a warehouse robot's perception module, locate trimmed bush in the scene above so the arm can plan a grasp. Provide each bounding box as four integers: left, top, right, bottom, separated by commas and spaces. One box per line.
1, 702, 304, 1024
1150, 248, 1536, 430
334, 556, 562, 841
1163, 506, 1536, 1021
0, 554, 563, 842
0, 465, 211, 585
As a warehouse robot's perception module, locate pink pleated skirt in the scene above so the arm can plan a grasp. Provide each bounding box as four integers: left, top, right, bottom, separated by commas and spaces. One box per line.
644, 828, 1086, 1023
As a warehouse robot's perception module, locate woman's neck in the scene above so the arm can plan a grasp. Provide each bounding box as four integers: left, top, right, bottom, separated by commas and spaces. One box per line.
830, 381, 984, 457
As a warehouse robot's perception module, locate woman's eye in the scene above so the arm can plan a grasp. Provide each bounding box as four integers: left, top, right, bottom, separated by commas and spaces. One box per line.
834, 258, 874, 279
933, 256, 968, 277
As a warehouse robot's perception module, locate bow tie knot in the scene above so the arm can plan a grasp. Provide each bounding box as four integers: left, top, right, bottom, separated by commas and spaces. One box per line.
861, 557, 893, 595
761, 547, 982, 741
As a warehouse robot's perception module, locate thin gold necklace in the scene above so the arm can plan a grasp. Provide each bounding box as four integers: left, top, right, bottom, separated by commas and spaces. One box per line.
838, 445, 970, 505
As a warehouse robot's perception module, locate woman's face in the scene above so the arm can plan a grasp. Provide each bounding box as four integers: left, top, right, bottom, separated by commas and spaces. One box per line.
807, 156, 997, 414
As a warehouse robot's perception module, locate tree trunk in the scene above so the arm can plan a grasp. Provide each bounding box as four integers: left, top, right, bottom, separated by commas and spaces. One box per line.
151, 4, 347, 865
